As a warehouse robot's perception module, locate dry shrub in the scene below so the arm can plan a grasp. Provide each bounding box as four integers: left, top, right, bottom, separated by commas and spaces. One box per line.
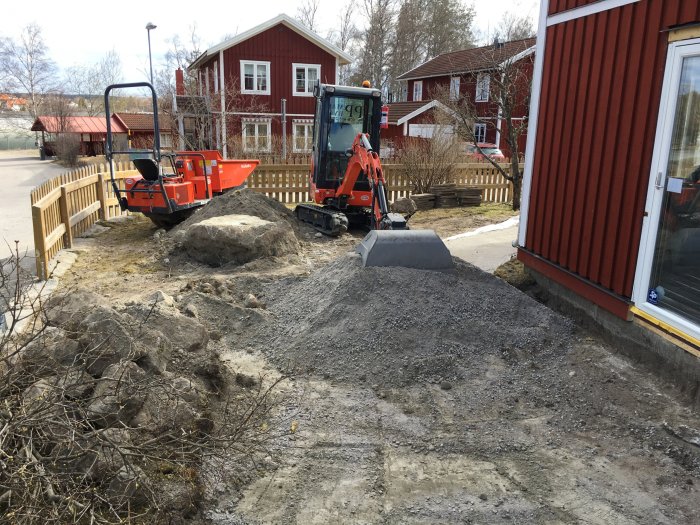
0, 245, 281, 523
397, 133, 459, 193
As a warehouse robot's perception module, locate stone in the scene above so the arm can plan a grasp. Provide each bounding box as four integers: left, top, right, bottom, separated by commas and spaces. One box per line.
78, 306, 145, 377
86, 361, 147, 427
150, 290, 175, 307
18, 326, 81, 373
122, 304, 208, 353
46, 289, 110, 330
390, 197, 418, 216
179, 214, 299, 266
244, 293, 266, 309
107, 465, 147, 504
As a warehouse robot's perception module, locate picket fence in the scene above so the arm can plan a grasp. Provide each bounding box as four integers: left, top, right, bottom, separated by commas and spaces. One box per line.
30, 161, 517, 279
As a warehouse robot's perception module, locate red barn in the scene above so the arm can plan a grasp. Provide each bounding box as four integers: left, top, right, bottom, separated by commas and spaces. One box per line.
519, 0, 700, 356
182, 14, 351, 158
395, 38, 536, 157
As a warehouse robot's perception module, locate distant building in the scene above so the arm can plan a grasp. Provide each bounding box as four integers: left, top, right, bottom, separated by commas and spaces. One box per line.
178, 13, 352, 157
30, 115, 127, 157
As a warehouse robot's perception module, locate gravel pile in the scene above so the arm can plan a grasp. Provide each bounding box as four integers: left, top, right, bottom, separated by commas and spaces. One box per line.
247, 254, 573, 387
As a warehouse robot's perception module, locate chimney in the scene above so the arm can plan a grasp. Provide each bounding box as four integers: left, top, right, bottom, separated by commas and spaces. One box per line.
175, 68, 185, 96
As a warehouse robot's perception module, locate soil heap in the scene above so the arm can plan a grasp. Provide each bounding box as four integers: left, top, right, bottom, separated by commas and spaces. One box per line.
243, 254, 574, 387
170, 190, 302, 267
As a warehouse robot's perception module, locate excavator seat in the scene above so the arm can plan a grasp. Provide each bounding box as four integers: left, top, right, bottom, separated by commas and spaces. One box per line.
133, 158, 160, 182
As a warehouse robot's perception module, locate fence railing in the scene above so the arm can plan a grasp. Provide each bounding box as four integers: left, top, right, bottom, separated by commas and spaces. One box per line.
30, 161, 518, 279
247, 162, 517, 203
30, 162, 135, 279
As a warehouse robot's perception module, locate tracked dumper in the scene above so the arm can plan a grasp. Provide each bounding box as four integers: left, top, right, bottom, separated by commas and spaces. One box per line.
294, 83, 453, 270
104, 82, 259, 227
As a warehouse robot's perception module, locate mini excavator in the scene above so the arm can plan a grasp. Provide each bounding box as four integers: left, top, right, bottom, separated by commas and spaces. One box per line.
104, 82, 259, 227
294, 82, 453, 270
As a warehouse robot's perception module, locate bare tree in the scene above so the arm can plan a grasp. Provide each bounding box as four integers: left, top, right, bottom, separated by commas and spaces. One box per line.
437, 47, 534, 210
64, 49, 123, 116
43, 92, 80, 165
0, 23, 57, 119
352, 0, 396, 93
296, 0, 321, 32
424, 0, 476, 59
328, 1, 360, 84
495, 12, 536, 42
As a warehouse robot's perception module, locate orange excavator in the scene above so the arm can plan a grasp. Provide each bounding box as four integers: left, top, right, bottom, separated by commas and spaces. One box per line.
295, 82, 453, 269
104, 82, 259, 227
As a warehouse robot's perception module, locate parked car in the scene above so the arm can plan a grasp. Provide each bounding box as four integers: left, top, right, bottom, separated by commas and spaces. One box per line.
464, 142, 505, 161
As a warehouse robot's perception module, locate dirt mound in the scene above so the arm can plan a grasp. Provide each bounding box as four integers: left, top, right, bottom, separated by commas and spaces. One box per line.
174, 189, 298, 231
244, 254, 573, 387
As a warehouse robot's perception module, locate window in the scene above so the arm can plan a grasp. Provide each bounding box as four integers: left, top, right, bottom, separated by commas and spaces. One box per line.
413, 80, 423, 102
241, 61, 270, 95
450, 76, 460, 100
242, 119, 271, 152
159, 132, 173, 149
293, 120, 313, 152
293, 64, 320, 96
474, 123, 487, 143
476, 73, 490, 102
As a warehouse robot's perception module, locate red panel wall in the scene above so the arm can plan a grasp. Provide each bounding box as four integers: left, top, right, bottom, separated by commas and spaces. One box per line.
197, 23, 338, 145
549, 0, 610, 15
525, 0, 700, 299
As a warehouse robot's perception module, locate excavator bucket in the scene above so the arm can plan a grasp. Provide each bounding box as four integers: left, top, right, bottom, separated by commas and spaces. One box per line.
355, 230, 454, 270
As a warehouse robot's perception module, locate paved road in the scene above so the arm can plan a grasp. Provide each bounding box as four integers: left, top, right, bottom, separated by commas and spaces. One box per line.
444, 216, 519, 273
0, 150, 65, 266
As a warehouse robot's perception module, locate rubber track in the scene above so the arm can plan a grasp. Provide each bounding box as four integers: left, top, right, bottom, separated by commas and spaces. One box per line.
294, 204, 349, 237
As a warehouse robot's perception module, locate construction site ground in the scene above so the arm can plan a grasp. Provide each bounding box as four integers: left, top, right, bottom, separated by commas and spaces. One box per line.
55, 194, 700, 524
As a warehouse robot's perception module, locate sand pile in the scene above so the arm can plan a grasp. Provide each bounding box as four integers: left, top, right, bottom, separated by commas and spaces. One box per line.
244, 254, 573, 387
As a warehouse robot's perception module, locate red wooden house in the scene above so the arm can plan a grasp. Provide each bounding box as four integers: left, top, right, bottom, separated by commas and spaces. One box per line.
519, 0, 700, 359
394, 38, 536, 157
30, 115, 127, 157
181, 14, 351, 158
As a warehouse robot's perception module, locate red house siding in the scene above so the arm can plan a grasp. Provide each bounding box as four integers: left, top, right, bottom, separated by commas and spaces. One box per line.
407, 61, 533, 158
548, 0, 605, 15
196, 23, 338, 147
524, 0, 700, 305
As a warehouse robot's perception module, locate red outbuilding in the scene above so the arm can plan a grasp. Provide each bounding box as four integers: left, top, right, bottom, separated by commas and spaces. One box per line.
519, 0, 700, 351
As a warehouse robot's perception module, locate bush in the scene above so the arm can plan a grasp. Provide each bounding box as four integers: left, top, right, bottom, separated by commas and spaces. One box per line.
397, 134, 459, 194
54, 133, 81, 167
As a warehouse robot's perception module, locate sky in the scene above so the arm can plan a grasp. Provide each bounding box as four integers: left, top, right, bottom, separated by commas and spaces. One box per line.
3, 0, 540, 84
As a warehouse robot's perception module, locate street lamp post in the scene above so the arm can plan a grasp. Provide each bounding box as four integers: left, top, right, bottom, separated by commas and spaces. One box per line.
146, 22, 157, 85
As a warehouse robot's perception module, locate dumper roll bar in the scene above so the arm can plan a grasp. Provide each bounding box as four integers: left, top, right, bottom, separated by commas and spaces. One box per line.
103, 82, 211, 213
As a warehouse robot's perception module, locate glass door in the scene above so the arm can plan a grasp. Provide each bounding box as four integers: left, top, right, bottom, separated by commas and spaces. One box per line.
634, 40, 700, 338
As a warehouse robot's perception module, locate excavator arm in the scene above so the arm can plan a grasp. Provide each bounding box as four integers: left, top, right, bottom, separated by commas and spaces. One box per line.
335, 133, 406, 230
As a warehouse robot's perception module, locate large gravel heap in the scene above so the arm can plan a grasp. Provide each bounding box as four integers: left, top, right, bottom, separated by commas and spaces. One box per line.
247, 254, 573, 387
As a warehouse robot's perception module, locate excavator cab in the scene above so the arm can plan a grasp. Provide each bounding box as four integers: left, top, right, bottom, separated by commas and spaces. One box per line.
311, 84, 380, 193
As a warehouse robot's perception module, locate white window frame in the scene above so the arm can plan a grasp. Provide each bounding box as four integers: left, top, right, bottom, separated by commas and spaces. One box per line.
476, 73, 490, 102
240, 60, 271, 95
474, 123, 487, 143
242, 119, 271, 152
413, 80, 423, 102
214, 61, 219, 93
293, 63, 320, 97
159, 132, 173, 149
292, 119, 313, 152
450, 76, 460, 100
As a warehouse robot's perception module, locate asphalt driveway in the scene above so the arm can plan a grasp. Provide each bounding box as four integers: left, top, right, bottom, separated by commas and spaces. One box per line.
0, 149, 65, 267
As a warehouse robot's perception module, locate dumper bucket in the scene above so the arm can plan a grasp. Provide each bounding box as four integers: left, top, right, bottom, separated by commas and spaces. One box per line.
355, 230, 454, 270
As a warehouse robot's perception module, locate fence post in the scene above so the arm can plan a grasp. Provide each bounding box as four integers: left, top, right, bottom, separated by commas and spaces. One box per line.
59, 186, 73, 248
31, 205, 47, 280
97, 173, 108, 220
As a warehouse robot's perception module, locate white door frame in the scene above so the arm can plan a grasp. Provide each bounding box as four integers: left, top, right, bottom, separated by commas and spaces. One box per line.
632, 38, 700, 340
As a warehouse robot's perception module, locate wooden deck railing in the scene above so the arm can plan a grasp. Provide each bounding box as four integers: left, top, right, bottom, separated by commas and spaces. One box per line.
30, 161, 518, 279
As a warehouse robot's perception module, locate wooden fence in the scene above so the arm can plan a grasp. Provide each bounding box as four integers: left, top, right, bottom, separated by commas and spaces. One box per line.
30, 161, 517, 279
247, 162, 517, 204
